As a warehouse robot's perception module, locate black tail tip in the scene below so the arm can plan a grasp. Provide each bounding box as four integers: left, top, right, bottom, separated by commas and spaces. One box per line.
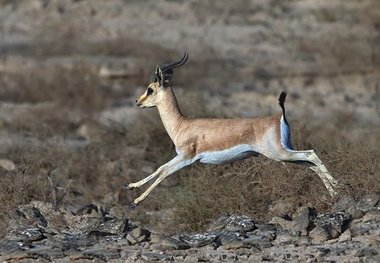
278, 91, 287, 114
279, 91, 287, 105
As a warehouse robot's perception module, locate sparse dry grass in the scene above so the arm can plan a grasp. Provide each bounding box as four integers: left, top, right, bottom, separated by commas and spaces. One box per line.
0, 66, 110, 109
1, 60, 379, 237
0, 33, 379, 238
162, 124, 380, 233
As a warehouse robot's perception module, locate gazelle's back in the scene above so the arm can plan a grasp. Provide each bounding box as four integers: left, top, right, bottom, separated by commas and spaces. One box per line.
176, 115, 281, 156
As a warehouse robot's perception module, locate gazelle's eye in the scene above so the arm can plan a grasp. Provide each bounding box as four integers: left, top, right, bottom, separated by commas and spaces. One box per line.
147, 87, 153, 96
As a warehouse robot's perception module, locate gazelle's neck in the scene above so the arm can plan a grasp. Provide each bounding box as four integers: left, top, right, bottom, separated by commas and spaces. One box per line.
156, 87, 184, 141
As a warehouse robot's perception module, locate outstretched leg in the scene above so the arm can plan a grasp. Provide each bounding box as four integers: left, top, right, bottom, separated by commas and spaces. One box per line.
129, 155, 192, 207
126, 155, 187, 190
280, 149, 339, 197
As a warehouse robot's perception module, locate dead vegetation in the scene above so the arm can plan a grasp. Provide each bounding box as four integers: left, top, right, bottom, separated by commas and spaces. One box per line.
1, 63, 378, 237
165, 124, 380, 232
0, 3, 379, 237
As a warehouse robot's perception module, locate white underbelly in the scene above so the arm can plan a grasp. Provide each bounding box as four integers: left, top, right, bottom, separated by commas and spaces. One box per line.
195, 144, 259, 164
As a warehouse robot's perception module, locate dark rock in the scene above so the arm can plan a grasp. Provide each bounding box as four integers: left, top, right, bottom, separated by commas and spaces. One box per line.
88, 218, 129, 238
151, 237, 189, 250
269, 217, 294, 232
350, 214, 380, 237
215, 231, 240, 247
309, 211, 352, 243
18, 246, 66, 260
354, 248, 379, 257
207, 214, 256, 232
250, 224, 277, 241
273, 231, 300, 246
126, 226, 150, 245
242, 235, 272, 249
310, 211, 351, 243
356, 194, 380, 211
11, 207, 48, 229
46, 233, 97, 251
1, 253, 41, 262
150, 233, 164, 243
81, 248, 121, 261
130, 226, 150, 240
178, 232, 218, 248
74, 204, 99, 215
270, 207, 317, 235
142, 252, 171, 261
30, 207, 48, 228
315, 212, 351, 234
0, 239, 33, 254
333, 194, 380, 218
9, 227, 46, 242
293, 207, 317, 235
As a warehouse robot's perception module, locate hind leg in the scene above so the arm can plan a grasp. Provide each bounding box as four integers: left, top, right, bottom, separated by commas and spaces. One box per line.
279, 149, 339, 197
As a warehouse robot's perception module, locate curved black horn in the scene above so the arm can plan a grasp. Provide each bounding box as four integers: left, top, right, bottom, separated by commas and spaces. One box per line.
160, 52, 188, 73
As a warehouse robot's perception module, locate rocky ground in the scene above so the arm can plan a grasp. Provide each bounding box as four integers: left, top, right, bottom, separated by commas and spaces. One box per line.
1, 195, 379, 262
0, 0, 379, 262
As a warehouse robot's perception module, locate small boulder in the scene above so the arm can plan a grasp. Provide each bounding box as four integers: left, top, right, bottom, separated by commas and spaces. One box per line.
338, 229, 352, 242
242, 235, 272, 249
269, 217, 294, 232
178, 232, 217, 248
151, 237, 189, 250
142, 252, 171, 262
272, 231, 300, 246
293, 207, 317, 235
0, 159, 16, 171
207, 214, 255, 232
126, 226, 150, 245
220, 239, 248, 250
310, 212, 351, 243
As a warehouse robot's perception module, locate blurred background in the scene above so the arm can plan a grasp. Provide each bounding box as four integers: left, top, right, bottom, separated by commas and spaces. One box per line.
0, 0, 379, 234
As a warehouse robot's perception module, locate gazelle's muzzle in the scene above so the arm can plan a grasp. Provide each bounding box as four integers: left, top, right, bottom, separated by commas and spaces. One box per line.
136, 94, 147, 108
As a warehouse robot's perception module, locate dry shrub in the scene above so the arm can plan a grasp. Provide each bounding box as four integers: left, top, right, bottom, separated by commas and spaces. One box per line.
0, 66, 109, 110
157, 122, 380, 233
0, 151, 53, 236
0, 89, 378, 236
0, 107, 174, 237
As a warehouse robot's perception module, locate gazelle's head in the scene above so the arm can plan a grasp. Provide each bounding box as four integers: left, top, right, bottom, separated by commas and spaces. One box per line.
136, 52, 188, 108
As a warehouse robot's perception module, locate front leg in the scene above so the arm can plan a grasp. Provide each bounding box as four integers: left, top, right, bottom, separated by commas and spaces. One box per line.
131, 155, 192, 207
125, 168, 162, 190
125, 154, 186, 190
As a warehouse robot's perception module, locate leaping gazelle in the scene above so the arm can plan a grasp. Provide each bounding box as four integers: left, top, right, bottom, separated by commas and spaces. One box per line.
126, 52, 339, 207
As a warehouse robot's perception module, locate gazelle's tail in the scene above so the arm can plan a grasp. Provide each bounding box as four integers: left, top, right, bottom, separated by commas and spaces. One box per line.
278, 91, 287, 117
278, 91, 293, 150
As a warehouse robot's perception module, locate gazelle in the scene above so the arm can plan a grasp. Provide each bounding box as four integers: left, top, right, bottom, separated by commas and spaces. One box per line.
126, 52, 339, 207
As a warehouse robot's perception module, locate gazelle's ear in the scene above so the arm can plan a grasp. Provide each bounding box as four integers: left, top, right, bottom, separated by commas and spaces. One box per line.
150, 66, 161, 83
157, 66, 172, 88
155, 66, 161, 78
161, 69, 173, 88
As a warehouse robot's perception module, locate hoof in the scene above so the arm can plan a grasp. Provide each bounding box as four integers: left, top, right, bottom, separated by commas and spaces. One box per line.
124, 183, 133, 190
129, 202, 138, 209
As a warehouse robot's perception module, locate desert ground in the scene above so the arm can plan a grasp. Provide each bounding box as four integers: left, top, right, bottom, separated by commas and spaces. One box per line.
0, 0, 379, 262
